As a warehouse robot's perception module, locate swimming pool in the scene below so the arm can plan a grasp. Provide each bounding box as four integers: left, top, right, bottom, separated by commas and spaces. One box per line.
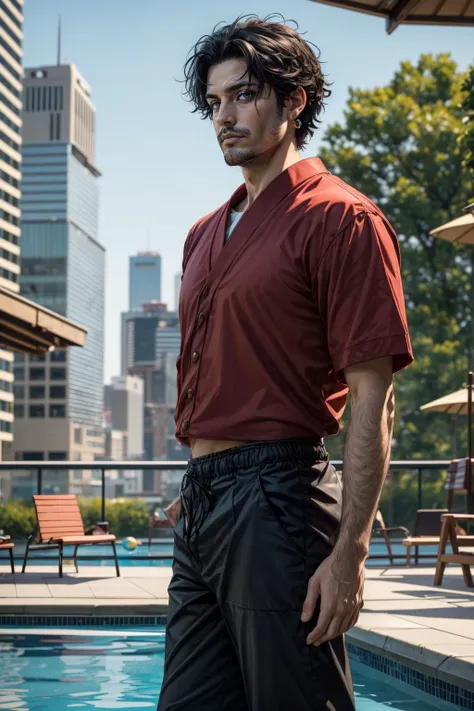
4, 540, 441, 568
0, 628, 464, 710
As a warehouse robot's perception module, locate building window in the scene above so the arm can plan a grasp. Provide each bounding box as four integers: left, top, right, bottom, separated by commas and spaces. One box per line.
143, 470, 154, 491
48, 451, 67, 461
21, 451, 44, 461
73, 470, 83, 481
50, 350, 66, 362
29, 404, 45, 418
0, 400, 13, 413
30, 367, 45, 381
50, 385, 65, 399
29, 385, 45, 399
74, 427, 82, 444
0, 379, 12, 392
0, 53, 21, 83
56, 112, 60, 140
13, 367, 24, 380
53, 86, 58, 111
49, 112, 54, 141
13, 403, 24, 418
50, 404, 65, 418
50, 367, 66, 381
13, 384, 24, 399
0, 420, 12, 433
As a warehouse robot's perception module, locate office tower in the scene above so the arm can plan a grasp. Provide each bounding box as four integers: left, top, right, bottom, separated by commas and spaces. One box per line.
129, 252, 161, 310
174, 272, 181, 312
156, 323, 180, 405
0, 0, 23, 460
103, 375, 144, 459
13, 63, 105, 469
120, 300, 188, 490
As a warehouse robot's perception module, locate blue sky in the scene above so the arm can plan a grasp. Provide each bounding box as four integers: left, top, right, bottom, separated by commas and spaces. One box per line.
23, 0, 474, 382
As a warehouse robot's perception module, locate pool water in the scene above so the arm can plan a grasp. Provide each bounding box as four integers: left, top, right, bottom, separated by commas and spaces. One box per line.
0, 628, 462, 710
4, 540, 441, 568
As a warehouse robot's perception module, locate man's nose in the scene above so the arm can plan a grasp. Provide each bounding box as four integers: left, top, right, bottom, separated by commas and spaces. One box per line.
215, 101, 236, 128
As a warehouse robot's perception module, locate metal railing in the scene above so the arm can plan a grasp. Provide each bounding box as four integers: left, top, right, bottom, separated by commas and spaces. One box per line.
0, 459, 458, 564
0, 458, 453, 519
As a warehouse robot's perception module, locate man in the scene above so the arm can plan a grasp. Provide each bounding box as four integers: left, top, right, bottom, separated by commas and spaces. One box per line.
158, 15, 413, 711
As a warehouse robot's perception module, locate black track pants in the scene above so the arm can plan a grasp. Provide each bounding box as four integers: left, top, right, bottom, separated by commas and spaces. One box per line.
157, 439, 355, 711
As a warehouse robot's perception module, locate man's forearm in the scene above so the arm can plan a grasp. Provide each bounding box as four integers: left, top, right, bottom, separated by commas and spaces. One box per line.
331, 383, 395, 576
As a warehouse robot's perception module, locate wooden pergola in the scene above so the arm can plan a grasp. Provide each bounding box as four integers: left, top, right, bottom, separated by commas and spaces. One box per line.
309, 0, 474, 34
0, 287, 87, 354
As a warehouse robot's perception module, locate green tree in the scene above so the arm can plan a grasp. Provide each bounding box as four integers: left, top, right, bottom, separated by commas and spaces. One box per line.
459, 65, 474, 179
320, 53, 474, 461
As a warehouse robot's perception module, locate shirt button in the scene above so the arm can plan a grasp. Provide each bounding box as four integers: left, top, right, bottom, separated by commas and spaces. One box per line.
182, 419, 190, 432
187, 388, 194, 400
197, 311, 206, 326
192, 351, 199, 363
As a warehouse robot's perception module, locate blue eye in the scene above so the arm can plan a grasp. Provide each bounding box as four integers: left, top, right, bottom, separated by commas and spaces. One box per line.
237, 90, 254, 101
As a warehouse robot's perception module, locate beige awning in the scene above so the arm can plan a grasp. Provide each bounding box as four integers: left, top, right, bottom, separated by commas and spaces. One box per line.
308, 1, 474, 34
430, 213, 474, 245
420, 388, 472, 416
0, 286, 87, 354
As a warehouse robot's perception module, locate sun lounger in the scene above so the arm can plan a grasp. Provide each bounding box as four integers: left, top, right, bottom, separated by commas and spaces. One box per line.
22, 494, 120, 578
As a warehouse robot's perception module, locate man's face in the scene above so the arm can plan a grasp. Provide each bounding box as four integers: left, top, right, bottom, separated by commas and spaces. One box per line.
206, 58, 288, 167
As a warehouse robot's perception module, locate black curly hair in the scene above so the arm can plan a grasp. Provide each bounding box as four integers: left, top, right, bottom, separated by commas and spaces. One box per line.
183, 15, 332, 150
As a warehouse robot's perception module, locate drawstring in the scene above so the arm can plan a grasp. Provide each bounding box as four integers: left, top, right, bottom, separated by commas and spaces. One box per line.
180, 470, 213, 555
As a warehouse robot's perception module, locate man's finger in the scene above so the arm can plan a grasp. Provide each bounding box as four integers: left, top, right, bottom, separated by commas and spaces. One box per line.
313, 615, 344, 646
301, 574, 321, 622
346, 608, 361, 632
306, 600, 333, 644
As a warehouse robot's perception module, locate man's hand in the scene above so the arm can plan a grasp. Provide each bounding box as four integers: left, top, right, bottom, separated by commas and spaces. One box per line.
301, 553, 365, 646
164, 497, 182, 527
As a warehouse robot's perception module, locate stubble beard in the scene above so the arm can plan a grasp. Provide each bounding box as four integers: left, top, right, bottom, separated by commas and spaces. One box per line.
223, 145, 259, 167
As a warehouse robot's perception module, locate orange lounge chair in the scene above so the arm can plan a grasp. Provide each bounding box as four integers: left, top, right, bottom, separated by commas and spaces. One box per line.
0, 540, 14, 573
22, 494, 120, 578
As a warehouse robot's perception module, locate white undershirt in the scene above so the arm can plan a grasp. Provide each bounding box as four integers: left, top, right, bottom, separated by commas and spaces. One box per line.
225, 210, 244, 242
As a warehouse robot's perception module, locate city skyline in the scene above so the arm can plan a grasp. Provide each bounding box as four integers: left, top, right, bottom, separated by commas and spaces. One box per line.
22, 0, 474, 382
12, 58, 106, 468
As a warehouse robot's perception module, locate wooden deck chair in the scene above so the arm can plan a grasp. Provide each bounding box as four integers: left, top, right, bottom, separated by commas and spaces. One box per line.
372, 510, 409, 564
22, 495, 120, 578
402, 509, 474, 566
0, 540, 14, 573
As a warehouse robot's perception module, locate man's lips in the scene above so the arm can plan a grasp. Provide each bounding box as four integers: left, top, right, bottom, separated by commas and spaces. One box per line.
221, 135, 244, 144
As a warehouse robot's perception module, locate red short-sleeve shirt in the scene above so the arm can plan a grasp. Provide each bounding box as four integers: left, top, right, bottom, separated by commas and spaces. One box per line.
175, 158, 413, 445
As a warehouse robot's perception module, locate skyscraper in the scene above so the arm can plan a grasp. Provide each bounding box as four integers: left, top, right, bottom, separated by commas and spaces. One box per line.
0, 0, 23, 460
129, 252, 161, 310
104, 375, 144, 460
13, 63, 105, 466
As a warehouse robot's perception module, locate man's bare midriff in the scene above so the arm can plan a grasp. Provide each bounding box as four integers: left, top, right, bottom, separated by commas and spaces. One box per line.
190, 439, 248, 458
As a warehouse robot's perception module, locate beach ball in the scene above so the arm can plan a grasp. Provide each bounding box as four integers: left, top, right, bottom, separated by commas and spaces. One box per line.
122, 536, 138, 552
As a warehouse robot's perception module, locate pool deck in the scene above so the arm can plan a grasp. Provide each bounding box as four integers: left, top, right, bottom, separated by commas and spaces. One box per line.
1, 563, 474, 691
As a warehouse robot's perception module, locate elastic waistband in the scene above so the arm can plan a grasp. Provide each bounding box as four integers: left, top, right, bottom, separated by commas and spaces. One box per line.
188, 438, 327, 479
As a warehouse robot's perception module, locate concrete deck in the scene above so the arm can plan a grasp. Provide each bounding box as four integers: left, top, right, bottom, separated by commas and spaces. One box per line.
1, 564, 474, 690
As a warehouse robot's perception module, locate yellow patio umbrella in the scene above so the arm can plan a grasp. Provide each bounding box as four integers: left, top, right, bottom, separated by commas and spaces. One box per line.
430, 211, 474, 245
420, 373, 474, 513
420, 384, 474, 416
